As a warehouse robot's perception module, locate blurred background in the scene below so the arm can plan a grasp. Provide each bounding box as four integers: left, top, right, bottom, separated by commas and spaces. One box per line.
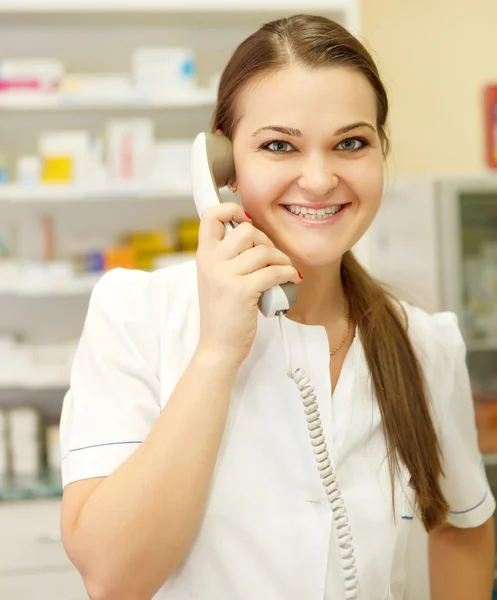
0, 1, 495, 598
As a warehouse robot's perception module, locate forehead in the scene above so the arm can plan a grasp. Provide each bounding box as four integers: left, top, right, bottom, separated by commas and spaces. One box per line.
235, 65, 378, 133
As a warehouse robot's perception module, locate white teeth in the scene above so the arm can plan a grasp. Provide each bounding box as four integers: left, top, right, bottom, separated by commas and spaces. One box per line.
285, 204, 344, 220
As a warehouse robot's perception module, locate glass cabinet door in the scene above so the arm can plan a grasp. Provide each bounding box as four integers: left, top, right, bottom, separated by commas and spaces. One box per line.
460, 191, 497, 349
457, 190, 497, 593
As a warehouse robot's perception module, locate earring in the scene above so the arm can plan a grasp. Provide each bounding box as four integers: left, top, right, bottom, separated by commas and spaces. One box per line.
228, 181, 238, 194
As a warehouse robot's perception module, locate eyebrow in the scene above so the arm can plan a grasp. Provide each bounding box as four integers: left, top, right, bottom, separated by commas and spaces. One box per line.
252, 121, 377, 137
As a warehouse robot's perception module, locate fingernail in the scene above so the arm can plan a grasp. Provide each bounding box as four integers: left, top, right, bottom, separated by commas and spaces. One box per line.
244, 211, 252, 220
298, 272, 304, 279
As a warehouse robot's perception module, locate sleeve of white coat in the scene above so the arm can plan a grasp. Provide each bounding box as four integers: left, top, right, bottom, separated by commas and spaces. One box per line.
60, 268, 161, 488
435, 315, 496, 528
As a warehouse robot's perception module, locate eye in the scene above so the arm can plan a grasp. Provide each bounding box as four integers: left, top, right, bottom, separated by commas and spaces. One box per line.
261, 140, 295, 153
336, 137, 369, 152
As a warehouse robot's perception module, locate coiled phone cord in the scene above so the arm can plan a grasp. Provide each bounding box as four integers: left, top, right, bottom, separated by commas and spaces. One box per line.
278, 312, 359, 600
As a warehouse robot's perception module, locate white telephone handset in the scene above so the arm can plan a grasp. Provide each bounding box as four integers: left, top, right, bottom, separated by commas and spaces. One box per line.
191, 132, 297, 318
191, 132, 359, 600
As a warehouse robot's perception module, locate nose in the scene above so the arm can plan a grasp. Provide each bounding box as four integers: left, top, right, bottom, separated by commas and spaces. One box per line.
297, 153, 339, 197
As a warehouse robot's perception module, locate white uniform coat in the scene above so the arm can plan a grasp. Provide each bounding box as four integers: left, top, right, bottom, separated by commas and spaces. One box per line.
60, 260, 495, 599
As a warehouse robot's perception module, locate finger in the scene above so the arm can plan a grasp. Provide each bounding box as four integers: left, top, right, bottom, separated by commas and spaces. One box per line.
230, 245, 292, 276
217, 222, 275, 260
246, 265, 302, 296
197, 202, 251, 249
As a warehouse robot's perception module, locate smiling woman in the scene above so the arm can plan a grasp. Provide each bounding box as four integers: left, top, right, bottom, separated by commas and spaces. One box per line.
59, 13, 494, 600
212, 13, 447, 527
223, 65, 384, 265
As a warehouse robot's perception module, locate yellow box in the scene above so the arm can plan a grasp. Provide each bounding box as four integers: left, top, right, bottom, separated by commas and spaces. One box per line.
178, 219, 200, 252
129, 229, 177, 253
42, 156, 73, 183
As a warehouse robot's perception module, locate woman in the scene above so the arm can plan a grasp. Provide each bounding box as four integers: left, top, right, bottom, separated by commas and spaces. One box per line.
59, 14, 495, 600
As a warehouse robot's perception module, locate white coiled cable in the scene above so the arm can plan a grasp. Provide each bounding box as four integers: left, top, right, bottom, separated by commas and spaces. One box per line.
278, 312, 359, 600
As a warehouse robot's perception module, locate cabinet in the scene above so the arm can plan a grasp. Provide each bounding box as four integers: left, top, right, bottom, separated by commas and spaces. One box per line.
0, 499, 88, 599
363, 175, 497, 587
0, 0, 357, 396
0, 4, 358, 599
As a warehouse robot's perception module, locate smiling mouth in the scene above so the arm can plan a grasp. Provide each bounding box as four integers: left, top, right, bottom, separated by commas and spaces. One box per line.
283, 204, 347, 220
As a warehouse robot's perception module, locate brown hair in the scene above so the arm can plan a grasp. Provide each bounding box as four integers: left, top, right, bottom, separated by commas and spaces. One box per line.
212, 14, 449, 531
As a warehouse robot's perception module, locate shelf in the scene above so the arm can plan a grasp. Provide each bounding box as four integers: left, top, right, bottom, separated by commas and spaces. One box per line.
0, 183, 193, 204
0, 470, 62, 501
0, 89, 216, 112
0, 273, 101, 297
0, 375, 68, 391
0, 254, 195, 298
0, 0, 350, 13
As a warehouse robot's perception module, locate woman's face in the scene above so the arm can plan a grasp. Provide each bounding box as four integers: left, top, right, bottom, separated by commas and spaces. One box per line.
230, 65, 385, 268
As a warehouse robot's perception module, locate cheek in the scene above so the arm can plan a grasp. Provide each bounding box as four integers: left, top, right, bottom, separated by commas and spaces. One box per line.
235, 156, 290, 212
346, 157, 384, 213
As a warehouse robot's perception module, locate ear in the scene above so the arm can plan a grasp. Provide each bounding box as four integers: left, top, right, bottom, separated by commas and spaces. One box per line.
215, 128, 224, 136
379, 127, 389, 157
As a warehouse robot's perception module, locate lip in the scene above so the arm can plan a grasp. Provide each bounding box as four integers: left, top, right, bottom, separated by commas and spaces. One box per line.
282, 202, 347, 210
280, 203, 350, 226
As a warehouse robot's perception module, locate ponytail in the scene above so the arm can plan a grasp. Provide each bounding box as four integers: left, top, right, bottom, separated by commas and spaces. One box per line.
341, 251, 449, 531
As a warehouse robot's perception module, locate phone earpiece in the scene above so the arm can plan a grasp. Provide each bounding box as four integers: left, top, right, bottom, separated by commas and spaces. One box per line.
191, 132, 296, 317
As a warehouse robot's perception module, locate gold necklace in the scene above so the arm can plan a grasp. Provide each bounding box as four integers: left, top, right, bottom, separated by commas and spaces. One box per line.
329, 298, 351, 357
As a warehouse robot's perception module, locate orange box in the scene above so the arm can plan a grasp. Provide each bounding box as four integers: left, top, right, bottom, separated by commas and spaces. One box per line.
474, 401, 497, 453
104, 246, 137, 271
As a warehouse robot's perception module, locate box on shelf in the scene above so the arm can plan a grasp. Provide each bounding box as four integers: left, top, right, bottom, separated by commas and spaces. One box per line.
16, 155, 42, 186
39, 130, 104, 185
127, 228, 178, 270
0, 151, 7, 184
60, 72, 133, 101
0, 411, 7, 478
0, 333, 75, 388
104, 246, 137, 271
132, 47, 197, 97
4, 120, 194, 188
0, 407, 63, 498
46, 425, 61, 472
152, 139, 192, 186
9, 407, 44, 478
178, 219, 200, 252
0, 59, 64, 94
106, 118, 155, 182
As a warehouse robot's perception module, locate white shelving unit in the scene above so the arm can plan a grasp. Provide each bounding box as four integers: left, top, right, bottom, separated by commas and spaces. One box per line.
0, 0, 357, 20
0, 183, 193, 203
0, 6, 495, 598
0, 0, 358, 384
0, 274, 99, 296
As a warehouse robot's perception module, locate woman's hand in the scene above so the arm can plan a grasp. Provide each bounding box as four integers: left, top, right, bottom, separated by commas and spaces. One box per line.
196, 202, 301, 366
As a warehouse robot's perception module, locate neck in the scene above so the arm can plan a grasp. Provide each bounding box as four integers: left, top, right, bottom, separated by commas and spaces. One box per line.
286, 259, 347, 327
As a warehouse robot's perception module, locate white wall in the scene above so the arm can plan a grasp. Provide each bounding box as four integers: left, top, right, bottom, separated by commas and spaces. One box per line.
360, 0, 497, 179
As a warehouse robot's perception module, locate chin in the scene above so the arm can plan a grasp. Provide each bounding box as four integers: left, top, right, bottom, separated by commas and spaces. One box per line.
284, 245, 345, 269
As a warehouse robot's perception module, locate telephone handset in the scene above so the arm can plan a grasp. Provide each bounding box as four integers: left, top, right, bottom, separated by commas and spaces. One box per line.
191, 132, 297, 318
191, 132, 359, 599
